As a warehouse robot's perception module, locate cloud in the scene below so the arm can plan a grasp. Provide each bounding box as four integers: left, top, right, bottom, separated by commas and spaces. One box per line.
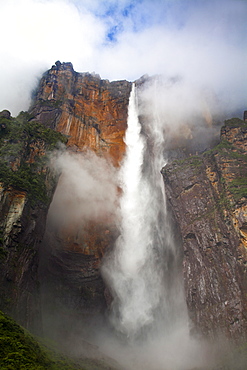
98, 1, 246, 107
0, 0, 106, 115
0, 0, 246, 116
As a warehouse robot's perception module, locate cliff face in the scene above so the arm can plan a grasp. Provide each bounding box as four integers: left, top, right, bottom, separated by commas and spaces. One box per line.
28, 62, 131, 333
0, 186, 47, 333
0, 111, 65, 333
0, 61, 131, 336
30, 61, 131, 166
162, 118, 247, 339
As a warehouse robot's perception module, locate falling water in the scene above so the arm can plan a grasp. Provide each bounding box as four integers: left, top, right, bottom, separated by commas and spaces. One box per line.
99, 81, 211, 370
102, 83, 186, 341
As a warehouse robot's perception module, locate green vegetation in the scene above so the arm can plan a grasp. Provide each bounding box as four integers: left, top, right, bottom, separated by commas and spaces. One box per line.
0, 310, 116, 370
0, 163, 48, 205
224, 117, 247, 127
203, 138, 247, 165
36, 99, 63, 109
168, 155, 204, 174
175, 156, 203, 167
217, 189, 231, 212
228, 176, 247, 201
226, 151, 247, 161
0, 112, 67, 206
0, 310, 52, 369
213, 139, 232, 151
24, 121, 66, 148
203, 139, 233, 157
0, 309, 86, 369
202, 120, 247, 204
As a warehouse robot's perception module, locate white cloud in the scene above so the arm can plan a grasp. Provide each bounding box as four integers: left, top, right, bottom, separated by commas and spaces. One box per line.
0, 0, 106, 115
0, 0, 246, 116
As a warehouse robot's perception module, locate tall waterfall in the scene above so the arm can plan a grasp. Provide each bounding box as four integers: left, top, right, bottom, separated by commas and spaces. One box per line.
102, 83, 186, 339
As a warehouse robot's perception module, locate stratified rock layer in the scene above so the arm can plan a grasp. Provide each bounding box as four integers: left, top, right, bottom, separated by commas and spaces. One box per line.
30, 61, 131, 166
162, 118, 247, 339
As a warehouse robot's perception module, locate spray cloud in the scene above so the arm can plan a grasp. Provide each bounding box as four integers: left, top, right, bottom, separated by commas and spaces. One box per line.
48, 149, 119, 231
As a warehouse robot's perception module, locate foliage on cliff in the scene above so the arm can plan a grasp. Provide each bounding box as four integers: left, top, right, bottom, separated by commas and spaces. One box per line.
0, 310, 73, 369
204, 117, 247, 204
0, 111, 67, 205
224, 117, 247, 128
0, 310, 118, 370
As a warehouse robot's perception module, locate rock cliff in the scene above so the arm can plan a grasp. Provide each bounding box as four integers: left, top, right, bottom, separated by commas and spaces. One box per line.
30, 61, 131, 166
0, 111, 66, 333
28, 62, 131, 336
162, 117, 247, 340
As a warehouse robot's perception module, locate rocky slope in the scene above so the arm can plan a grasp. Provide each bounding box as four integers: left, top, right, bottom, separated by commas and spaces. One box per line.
162, 117, 247, 339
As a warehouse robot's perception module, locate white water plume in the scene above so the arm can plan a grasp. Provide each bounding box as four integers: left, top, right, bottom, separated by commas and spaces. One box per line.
102, 83, 187, 340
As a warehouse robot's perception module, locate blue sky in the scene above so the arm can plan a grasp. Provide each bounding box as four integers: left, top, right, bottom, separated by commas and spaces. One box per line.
0, 0, 246, 116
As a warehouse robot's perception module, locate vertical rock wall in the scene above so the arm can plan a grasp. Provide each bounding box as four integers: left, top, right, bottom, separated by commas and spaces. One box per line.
0, 186, 47, 333
30, 61, 131, 166
0, 110, 65, 333
162, 118, 247, 340
29, 62, 132, 334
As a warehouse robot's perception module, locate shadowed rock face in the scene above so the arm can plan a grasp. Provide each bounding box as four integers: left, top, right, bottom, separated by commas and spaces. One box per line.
162, 118, 247, 340
0, 186, 47, 333
0, 111, 62, 333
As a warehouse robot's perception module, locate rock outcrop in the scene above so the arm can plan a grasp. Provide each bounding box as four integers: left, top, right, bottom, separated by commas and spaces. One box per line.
162, 117, 247, 340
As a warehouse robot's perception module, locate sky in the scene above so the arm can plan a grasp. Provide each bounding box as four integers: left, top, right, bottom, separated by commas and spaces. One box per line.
0, 0, 246, 116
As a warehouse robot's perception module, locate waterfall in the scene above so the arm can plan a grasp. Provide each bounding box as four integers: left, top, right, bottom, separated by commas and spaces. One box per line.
102, 83, 185, 340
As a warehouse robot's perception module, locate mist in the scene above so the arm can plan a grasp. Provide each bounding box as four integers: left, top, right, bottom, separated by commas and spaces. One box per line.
48, 149, 119, 230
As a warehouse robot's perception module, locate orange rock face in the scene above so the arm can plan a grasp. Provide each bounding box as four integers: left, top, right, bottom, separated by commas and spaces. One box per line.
30, 62, 131, 166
